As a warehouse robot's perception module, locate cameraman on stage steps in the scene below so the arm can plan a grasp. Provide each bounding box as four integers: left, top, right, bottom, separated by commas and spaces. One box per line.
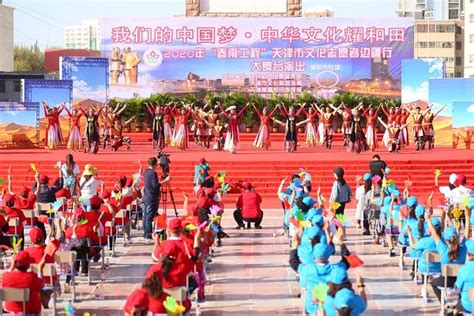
143, 157, 170, 243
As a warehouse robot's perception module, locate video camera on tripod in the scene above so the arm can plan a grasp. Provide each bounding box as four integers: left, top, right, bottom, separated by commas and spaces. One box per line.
157, 150, 171, 179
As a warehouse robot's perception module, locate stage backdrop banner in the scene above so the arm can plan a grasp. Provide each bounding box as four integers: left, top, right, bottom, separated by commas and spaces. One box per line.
429, 78, 474, 147
100, 17, 414, 99
0, 102, 40, 148
452, 100, 474, 150
22, 79, 73, 144
60, 57, 109, 105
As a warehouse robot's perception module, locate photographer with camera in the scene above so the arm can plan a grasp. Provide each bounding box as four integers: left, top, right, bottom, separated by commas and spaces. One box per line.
143, 157, 170, 243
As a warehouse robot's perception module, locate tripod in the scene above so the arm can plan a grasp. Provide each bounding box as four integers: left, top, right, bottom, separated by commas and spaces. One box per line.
158, 180, 178, 219
153, 179, 178, 242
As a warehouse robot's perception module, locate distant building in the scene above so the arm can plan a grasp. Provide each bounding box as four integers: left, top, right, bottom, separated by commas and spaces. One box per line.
64, 19, 101, 50
371, 57, 391, 80
0, 72, 45, 102
415, 19, 464, 77
465, 0, 474, 77
185, 0, 301, 17
0, 1, 14, 72
44, 48, 101, 73
397, 0, 463, 20
304, 9, 334, 17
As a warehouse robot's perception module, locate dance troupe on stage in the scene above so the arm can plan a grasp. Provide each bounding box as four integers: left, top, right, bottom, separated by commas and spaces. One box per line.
42, 99, 446, 155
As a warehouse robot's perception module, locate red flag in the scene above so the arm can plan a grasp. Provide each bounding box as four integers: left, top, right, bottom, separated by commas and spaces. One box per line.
345, 254, 364, 268
154, 213, 167, 229
400, 205, 409, 219
45, 239, 60, 257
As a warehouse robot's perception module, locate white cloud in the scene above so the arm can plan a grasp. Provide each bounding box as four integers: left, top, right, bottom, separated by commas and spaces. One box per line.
467, 104, 474, 113
6, 111, 18, 116
73, 78, 107, 101
402, 80, 428, 103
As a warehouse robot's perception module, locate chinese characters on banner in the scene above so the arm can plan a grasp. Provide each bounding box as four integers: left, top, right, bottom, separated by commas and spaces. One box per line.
101, 18, 414, 99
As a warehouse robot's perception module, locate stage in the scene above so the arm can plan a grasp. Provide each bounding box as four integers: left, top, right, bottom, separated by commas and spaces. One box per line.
0, 133, 472, 208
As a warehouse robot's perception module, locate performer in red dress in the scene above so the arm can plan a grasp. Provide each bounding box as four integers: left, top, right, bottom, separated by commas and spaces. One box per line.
163, 103, 175, 147
422, 104, 446, 150
313, 103, 342, 149
43, 101, 65, 150
380, 103, 399, 148
397, 107, 411, 147
363, 105, 380, 151
252, 104, 278, 150
217, 101, 250, 154
64, 107, 83, 151
297, 104, 320, 147
171, 105, 192, 150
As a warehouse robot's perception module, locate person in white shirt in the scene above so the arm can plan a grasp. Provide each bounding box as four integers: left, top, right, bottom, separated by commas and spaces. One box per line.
79, 164, 102, 211
60, 154, 80, 196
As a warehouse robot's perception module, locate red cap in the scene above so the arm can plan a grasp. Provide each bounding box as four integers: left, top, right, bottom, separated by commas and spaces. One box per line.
455, 175, 467, 187
3, 193, 15, 206
242, 181, 252, 190
29, 226, 44, 244
40, 175, 49, 183
20, 186, 30, 196
125, 178, 133, 187
90, 196, 103, 209
100, 190, 111, 199
55, 188, 71, 199
15, 251, 34, 267
199, 158, 206, 164
168, 218, 182, 231
126, 289, 149, 310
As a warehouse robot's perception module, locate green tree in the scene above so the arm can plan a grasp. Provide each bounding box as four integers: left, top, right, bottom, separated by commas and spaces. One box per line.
14, 42, 44, 72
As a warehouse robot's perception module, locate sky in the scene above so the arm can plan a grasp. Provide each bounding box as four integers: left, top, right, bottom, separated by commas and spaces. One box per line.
5, 0, 399, 49
61, 59, 108, 101
0, 110, 37, 126
401, 58, 444, 104
452, 100, 474, 128
429, 78, 474, 117
27, 85, 73, 117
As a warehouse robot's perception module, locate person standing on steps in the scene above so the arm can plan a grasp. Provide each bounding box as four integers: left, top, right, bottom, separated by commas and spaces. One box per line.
234, 182, 263, 229
143, 157, 170, 243
330, 167, 352, 239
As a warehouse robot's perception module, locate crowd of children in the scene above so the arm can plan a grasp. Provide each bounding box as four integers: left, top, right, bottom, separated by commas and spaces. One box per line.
1, 151, 473, 315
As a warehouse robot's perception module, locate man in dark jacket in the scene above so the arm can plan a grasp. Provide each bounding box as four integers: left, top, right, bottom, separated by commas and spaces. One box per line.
369, 155, 387, 178
142, 157, 170, 242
